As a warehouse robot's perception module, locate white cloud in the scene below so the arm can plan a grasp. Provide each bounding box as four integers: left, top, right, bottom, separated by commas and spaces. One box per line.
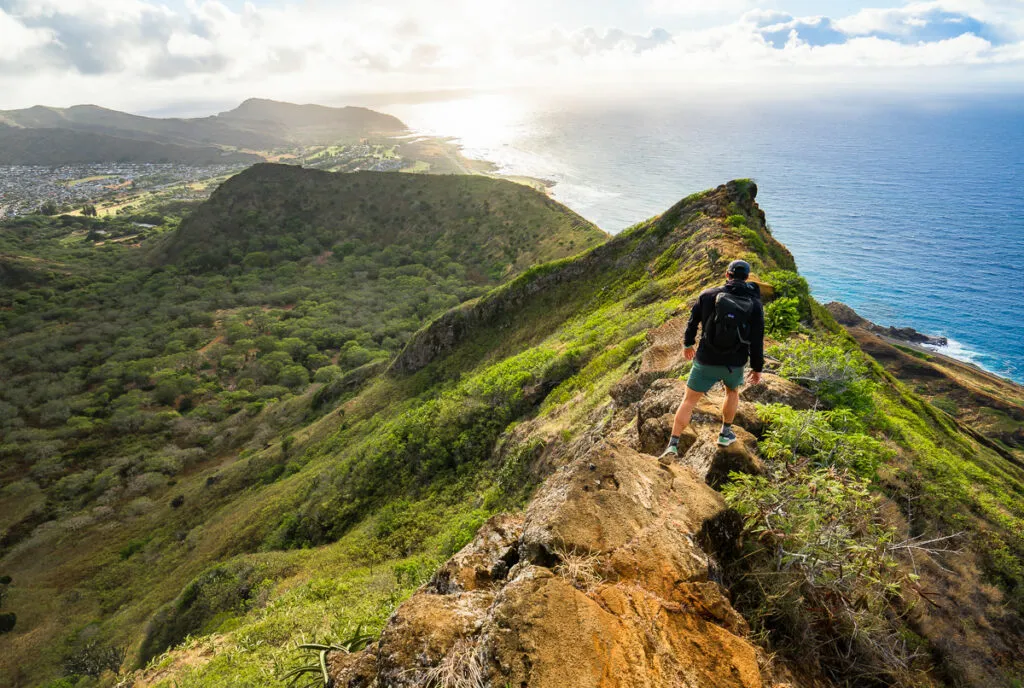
647, 0, 756, 16
0, 8, 51, 60
0, 0, 1021, 111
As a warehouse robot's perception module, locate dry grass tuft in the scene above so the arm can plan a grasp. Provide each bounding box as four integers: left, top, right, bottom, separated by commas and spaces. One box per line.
553, 546, 604, 592
422, 639, 487, 688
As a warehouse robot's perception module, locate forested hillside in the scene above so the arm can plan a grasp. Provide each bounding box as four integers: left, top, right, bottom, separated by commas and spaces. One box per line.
0, 168, 604, 686
1, 173, 1022, 688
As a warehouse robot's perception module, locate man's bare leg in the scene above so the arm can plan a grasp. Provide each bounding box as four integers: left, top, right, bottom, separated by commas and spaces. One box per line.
718, 386, 741, 446
672, 386, 705, 436
722, 387, 739, 425
661, 387, 705, 463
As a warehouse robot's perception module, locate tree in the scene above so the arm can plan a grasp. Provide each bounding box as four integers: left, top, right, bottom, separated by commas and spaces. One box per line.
82, 204, 98, 217
63, 640, 126, 677
40, 201, 59, 216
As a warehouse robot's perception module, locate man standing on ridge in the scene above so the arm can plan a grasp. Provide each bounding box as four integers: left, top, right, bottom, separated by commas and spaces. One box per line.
661, 259, 764, 464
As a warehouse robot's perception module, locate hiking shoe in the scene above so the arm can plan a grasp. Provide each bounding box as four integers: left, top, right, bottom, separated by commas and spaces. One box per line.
658, 445, 678, 465
717, 427, 738, 447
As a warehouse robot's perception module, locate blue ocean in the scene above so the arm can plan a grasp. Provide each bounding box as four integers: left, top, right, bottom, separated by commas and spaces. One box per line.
385, 94, 1024, 384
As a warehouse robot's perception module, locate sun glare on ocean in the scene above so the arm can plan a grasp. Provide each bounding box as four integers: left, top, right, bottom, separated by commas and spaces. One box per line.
384, 94, 532, 151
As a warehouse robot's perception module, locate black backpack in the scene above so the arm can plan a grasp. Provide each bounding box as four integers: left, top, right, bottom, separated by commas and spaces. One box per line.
705, 290, 756, 354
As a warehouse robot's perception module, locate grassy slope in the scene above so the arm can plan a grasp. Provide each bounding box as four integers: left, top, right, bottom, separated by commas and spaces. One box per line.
3, 176, 1022, 687
0, 127, 263, 166
118, 180, 804, 687
137, 180, 1024, 687
845, 326, 1024, 466
0, 170, 605, 687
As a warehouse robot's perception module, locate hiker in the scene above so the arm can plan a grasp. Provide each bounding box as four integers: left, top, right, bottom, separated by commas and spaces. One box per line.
661, 259, 763, 464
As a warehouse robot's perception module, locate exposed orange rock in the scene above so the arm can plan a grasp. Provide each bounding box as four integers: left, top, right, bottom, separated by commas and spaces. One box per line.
329, 439, 785, 687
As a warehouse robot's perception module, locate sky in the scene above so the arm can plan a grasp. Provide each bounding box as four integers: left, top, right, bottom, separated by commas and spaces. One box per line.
1, 0, 1023, 114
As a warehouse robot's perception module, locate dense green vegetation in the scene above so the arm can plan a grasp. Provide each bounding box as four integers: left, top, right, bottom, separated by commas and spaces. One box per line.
2, 171, 1022, 688
0, 167, 605, 686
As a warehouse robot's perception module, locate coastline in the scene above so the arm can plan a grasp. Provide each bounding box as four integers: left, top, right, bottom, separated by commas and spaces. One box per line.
392, 133, 555, 194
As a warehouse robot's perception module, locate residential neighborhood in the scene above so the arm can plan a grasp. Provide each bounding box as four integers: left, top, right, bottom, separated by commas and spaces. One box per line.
0, 143, 413, 219
0, 163, 243, 218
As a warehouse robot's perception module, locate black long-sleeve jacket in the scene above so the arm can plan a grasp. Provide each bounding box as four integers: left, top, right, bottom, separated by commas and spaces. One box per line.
683, 280, 765, 371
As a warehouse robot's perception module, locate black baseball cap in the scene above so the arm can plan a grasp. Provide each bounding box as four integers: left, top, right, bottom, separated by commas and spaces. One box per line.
727, 260, 751, 280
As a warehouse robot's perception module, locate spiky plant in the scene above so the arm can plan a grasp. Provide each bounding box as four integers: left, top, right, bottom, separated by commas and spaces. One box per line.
281, 626, 375, 688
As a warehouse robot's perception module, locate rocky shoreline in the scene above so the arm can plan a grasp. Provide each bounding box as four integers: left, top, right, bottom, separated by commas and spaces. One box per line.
825, 301, 947, 348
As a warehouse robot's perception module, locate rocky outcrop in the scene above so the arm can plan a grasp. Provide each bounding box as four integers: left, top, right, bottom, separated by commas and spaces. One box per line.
631, 376, 820, 487
825, 301, 947, 347
328, 439, 779, 688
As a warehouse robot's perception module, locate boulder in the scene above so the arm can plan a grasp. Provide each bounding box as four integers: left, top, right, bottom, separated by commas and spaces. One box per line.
374, 589, 494, 685
605, 515, 712, 599
682, 426, 764, 488
484, 567, 763, 688
639, 414, 696, 456
521, 440, 725, 559
637, 378, 764, 451
692, 393, 762, 436
326, 648, 377, 688
638, 378, 687, 425
429, 513, 523, 593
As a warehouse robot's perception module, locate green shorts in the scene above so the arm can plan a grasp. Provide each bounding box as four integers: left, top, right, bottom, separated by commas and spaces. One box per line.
686, 361, 745, 393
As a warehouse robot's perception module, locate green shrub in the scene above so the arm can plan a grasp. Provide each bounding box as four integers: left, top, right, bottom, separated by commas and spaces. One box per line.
764, 297, 800, 337
63, 639, 126, 678
723, 469, 921, 684
119, 538, 147, 560
770, 338, 876, 412
757, 403, 891, 478
739, 228, 767, 254
313, 365, 343, 383
138, 560, 273, 664
764, 270, 811, 318
763, 270, 809, 300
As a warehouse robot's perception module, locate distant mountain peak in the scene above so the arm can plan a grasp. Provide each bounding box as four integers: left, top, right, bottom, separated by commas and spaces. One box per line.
0, 97, 407, 163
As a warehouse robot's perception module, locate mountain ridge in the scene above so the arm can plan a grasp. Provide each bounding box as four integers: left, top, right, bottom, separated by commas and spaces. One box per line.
1, 173, 1023, 686
0, 99, 407, 165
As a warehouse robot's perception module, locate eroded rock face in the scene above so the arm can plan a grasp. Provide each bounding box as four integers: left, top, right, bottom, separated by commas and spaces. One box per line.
486, 569, 762, 688
682, 426, 764, 488
610, 317, 691, 407
330, 439, 778, 688
375, 590, 494, 686
429, 513, 523, 594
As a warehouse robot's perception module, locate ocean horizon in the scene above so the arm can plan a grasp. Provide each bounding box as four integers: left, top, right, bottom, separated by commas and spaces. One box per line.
382, 93, 1024, 384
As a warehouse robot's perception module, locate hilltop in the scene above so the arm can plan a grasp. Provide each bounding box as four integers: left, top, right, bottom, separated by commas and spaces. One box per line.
161, 163, 600, 274
215, 98, 406, 145
1, 174, 1023, 687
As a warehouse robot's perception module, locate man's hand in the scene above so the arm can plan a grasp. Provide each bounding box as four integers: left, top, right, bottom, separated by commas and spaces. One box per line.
747, 370, 762, 385
683, 346, 696, 361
